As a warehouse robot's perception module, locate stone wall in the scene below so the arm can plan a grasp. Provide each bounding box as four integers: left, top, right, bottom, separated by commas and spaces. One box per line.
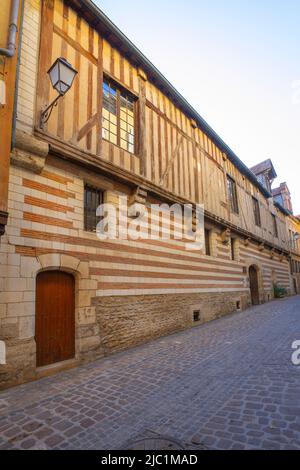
95, 291, 250, 354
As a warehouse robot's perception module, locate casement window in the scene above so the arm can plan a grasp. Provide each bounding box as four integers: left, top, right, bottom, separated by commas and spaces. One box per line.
272, 214, 278, 238
227, 175, 239, 214
252, 197, 261, 227
205, 228, 211, 256
102, 78, 136, 154
84, 185, 104, 232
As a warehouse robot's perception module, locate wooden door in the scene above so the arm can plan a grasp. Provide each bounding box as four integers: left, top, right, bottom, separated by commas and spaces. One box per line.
36, 271, 75, 367
249, 266, 259, 305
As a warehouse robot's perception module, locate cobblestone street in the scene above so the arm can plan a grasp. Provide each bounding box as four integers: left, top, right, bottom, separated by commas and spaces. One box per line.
1, 296, 300, 450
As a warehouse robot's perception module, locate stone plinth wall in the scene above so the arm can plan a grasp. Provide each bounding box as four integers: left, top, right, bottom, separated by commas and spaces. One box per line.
95, 291, 250, 354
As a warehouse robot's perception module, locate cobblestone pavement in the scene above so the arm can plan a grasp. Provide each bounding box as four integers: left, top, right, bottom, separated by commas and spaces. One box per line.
1, 296, 300, 450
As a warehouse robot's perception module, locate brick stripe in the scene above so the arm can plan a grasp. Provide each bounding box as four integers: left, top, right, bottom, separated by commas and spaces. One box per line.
24, 196, 75, 213
41, 169, 73, 185
23, 178, 75, 199
92, 268, 243, 282
91, 256, 243, 274
98, 282, 244, 290
23, 212, 74, 229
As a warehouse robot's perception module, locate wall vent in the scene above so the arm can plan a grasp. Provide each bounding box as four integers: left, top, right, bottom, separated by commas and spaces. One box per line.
193, 310, 201, 322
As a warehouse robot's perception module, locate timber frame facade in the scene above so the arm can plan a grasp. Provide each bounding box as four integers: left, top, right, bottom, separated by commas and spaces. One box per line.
0, 0, 299, 388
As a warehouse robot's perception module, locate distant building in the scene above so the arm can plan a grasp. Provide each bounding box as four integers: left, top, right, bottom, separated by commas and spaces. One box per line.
250, 159, 277, 193
251, 160, 299, 296
272, 183, 293, 214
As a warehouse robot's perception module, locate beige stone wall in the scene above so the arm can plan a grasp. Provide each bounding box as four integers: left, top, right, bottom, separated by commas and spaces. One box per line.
16, 0, 41, 134
95, 291, 250, 355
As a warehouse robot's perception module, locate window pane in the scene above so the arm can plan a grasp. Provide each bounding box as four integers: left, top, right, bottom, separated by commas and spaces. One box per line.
128, 143, 134, 153
120, 119, 127, 130
110, 113, 117, 125
102, 118, 110, 130
120, 139, 127, 150
110, 133, 117, 145
103, 108, 109, 120
110, 123, 117, 135
102, 128, 109, 140
120, 130, 127, 140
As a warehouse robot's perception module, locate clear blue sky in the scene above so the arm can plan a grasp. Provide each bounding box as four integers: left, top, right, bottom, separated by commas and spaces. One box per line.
95, 0, 300, 214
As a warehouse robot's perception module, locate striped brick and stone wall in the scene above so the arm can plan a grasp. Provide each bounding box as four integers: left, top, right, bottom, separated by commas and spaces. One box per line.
0, 154, 292, 388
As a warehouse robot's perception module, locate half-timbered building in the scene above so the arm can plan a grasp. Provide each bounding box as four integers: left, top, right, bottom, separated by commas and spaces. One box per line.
0, 0, 298, 388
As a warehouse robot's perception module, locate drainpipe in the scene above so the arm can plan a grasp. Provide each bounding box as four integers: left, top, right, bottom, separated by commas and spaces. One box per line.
0, 0, 20, 58
0, 0, 22, 236
12, 0, 25, 149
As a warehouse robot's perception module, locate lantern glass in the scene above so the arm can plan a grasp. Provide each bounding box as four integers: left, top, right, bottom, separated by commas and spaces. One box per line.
48, 57, 77, 96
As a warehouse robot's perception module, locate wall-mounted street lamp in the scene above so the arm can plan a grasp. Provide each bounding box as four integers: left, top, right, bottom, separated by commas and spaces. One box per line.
40, 57, 77, 129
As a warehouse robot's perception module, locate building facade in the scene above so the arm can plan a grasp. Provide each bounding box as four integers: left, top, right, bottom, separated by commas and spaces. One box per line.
0, 0, 298, 388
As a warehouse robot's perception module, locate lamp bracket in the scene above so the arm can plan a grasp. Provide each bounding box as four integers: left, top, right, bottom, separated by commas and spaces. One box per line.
40, 94, 62, 129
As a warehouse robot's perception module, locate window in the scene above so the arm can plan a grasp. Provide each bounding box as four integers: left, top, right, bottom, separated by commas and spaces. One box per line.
272, 214, 278, 238
205, 228, 211, 256
84, 185, 104, 232
102, 78, 136, 154
274, 194, 283, 207
252, 197, 261, 227
227, 175, 239, 214
231, 238, 235, 260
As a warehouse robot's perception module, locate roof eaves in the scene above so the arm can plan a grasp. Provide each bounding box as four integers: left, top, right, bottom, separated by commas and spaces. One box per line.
274, 201, 291, 216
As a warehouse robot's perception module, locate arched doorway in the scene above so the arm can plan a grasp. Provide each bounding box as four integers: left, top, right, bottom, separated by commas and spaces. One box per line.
35, 271, 75, 367
249, 265, 259, 305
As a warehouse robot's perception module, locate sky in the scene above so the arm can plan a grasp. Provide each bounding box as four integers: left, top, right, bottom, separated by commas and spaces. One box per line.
95, 0, 300, 214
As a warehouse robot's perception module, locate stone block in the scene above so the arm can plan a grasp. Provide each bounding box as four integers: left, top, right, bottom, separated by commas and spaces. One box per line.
38, 253, 61, 270
78, 290, 94, 308
77, 307, 96, 325
60, 255, 80, 273
19, 316, 35, 339
7, 302, 34, 318
78, 335, 101, 353
20, 257, 41, 278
